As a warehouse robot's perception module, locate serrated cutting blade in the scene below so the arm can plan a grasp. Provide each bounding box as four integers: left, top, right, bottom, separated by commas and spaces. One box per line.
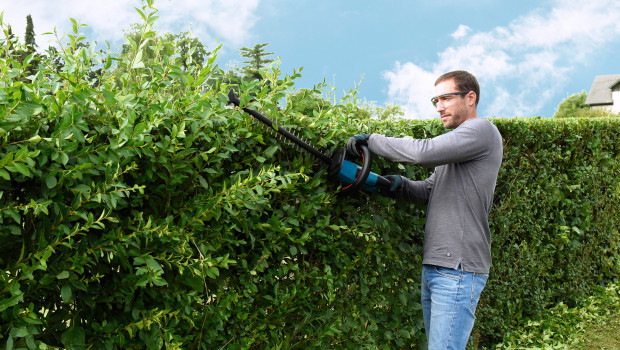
228, 89, 332, 164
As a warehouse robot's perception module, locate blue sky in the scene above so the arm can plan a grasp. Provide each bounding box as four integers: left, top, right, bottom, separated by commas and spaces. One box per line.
4, 0, 620, 119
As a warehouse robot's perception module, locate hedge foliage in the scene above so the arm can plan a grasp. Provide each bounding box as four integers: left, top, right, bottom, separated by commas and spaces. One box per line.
1, 6, 618, 349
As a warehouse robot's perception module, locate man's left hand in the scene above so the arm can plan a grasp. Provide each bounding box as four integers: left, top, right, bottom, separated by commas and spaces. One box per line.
377, 174, 402, 198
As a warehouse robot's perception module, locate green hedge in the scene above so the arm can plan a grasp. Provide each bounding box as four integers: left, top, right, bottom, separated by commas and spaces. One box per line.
1, 11, 618, 349
475, 116, 619, 346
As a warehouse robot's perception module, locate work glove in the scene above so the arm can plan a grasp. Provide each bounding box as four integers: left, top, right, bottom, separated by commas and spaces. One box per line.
346, 134, 370, 158
378, 175, 402, 198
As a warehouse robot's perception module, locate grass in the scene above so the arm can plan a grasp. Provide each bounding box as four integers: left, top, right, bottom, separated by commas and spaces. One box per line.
579, 311, 620, 350
495, 282, 620, 349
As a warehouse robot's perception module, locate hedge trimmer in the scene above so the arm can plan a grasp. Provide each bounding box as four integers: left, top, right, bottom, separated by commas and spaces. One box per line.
228, 89, 390, 194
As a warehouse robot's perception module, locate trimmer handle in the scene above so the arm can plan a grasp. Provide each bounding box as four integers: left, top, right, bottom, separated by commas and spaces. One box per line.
344, 144, 373, 194
328, 145, 380, 194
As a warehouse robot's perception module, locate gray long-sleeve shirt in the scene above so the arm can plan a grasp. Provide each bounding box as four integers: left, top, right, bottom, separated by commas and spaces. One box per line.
368, 118, 503, 273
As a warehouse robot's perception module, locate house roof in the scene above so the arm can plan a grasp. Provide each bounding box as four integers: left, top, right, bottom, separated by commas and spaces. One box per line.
585, 74, 620, 105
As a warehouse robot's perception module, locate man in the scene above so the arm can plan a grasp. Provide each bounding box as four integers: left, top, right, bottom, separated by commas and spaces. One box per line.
347, 70, 503, 349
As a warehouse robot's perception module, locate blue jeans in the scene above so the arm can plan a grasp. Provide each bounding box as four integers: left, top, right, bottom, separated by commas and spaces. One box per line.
421, 264, 488, 350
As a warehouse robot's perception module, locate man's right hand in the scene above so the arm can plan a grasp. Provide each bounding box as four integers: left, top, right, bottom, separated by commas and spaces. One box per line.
345, 134, 370, 158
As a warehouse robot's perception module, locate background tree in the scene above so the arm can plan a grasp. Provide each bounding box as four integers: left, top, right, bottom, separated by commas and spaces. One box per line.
376, 104, 405, 120
554, 91, 588, 118
239, 42, 274, 80
288, 89, 333, 117
121, 22, 159, 61
166, 31, 209, 71
205, 65, 244, 92
4, 15, 40, 79
25, 14, 36, 52
554, 90, 618, 118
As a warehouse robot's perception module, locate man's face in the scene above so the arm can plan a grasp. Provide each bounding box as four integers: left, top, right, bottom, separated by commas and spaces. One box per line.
433, 79, 475, 129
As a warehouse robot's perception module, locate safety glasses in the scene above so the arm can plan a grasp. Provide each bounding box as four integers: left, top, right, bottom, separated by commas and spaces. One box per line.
431, 91, 471, 108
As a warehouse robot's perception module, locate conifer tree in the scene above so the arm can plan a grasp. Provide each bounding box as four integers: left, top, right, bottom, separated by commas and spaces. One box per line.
25, 14, 37, 52
239, 43, 274, 80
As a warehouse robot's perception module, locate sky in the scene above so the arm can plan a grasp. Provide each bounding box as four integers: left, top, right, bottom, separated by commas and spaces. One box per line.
3, 0, 620, 119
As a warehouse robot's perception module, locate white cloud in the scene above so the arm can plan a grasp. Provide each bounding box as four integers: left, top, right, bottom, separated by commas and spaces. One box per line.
383, 0, 620, 118
1, 0, 259, 52
382, 62, 437, 119
156, 0, 259, 48
2, 1, 137, 49
451, 25, 471, 40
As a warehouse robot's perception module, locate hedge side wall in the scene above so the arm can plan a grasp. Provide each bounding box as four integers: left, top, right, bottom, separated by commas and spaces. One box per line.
1, 18, 618, 349
475, 117, 618, 346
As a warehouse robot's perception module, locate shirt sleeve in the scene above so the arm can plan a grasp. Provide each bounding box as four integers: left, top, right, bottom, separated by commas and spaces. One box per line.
368, 119, 492, 168
397, 171, 435, 204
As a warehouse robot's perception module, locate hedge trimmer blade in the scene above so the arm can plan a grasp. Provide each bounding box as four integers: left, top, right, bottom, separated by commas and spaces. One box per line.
228, 89, 331, 164
228, 89, 391, 194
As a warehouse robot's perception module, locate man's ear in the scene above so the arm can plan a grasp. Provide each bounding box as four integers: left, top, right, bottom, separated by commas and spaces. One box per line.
467, 92, 477, 106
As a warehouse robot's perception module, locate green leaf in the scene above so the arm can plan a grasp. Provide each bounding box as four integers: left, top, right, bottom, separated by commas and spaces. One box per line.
57, 271, 70, 279
70, 18, 78, 34
147, 15, 160, 27
102, 89, 116, 104
61, 326, 85, 349
0, 291, 23, 312
60, 152, 69, 165
10, 327, 29, 337
8, 162, 30, 177
0, 152, 14, 167
61, 284, 73, 303
73, 184, 90, 193
133, 122, 147, 136
398, 329, 411, 339
198, 176, 209, 189
264, 145, 279, 157
0, 169, 10, 180
145, 256, 163, 274
206, 267, 219, 279
132, 50, 144, 69
27, 135, 41, 143
134, 7, 147, 21
25, 335, 36, 349
6, 209, 21, 225
104, 55, 113, 70
45, 174, 57, 189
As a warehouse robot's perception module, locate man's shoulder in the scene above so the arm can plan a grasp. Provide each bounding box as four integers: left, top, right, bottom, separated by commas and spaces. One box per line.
459, 118, 503, 152
459, 118, 500, 134
462, 117, 495, 127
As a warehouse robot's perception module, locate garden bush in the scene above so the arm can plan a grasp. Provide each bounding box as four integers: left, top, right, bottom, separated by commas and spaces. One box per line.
1, 5, 618, 349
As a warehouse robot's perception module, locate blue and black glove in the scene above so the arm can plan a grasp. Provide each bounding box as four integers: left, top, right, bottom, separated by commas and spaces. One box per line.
346, 134, 370, 158
378, 174, 402, 198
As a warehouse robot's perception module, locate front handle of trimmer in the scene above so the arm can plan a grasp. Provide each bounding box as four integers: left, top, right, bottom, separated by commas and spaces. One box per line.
341, 144, 373, 194
329, 144, 391, 194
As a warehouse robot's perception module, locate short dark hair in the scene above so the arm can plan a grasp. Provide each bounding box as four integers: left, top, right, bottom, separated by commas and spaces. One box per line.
435, 70, 480, 106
